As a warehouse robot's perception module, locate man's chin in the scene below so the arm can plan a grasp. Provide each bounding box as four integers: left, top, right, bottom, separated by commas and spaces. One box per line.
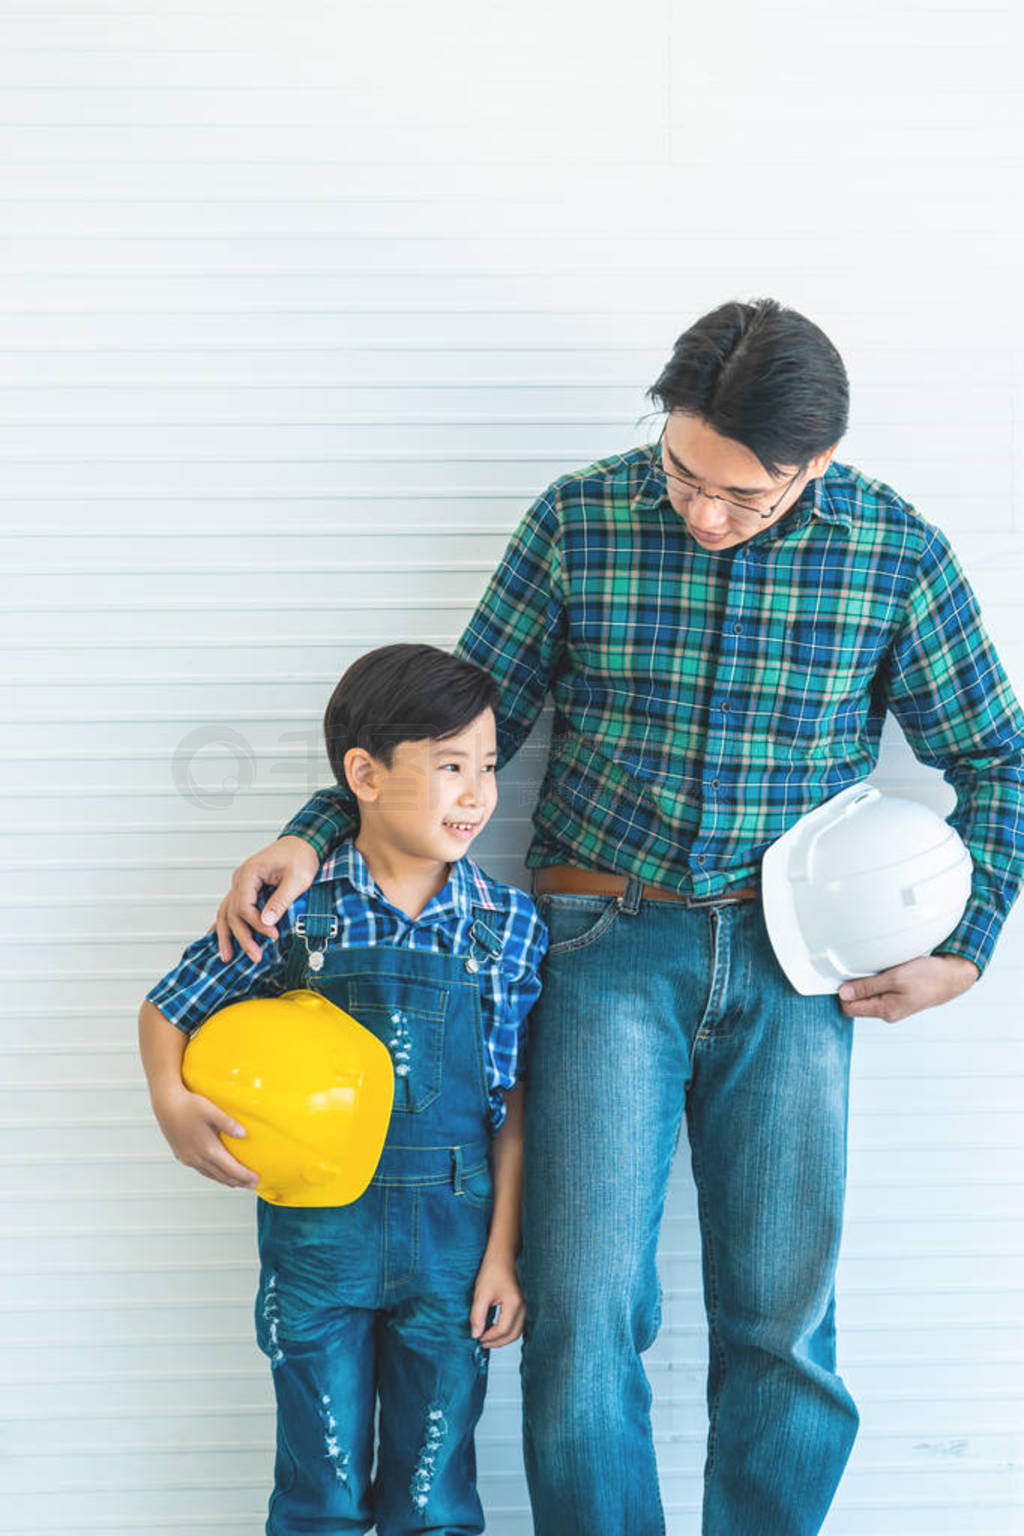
688, 526, 736, 549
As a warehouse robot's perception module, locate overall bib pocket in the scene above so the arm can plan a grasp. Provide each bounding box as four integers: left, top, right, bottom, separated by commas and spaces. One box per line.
344, 978, 449, 1113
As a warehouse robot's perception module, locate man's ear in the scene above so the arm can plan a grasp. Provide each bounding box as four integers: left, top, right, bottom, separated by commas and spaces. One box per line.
807, 441, 839, 479
344, 747, 379, 804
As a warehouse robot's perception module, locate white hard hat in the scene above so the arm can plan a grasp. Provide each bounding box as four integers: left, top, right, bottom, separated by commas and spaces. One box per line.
761, 784, 973, 995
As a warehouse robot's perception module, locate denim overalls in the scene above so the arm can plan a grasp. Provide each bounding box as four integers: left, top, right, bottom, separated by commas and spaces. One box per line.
254, 879, 504, 1535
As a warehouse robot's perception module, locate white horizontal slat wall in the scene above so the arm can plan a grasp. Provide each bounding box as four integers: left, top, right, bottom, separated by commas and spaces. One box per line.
1, 2, 1022, 1532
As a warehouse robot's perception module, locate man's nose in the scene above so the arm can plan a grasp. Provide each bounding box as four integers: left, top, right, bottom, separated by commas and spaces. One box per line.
690, 491, 729, 530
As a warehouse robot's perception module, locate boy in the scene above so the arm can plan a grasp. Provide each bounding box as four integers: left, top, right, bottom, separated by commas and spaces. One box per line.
139, 643, 548, 1536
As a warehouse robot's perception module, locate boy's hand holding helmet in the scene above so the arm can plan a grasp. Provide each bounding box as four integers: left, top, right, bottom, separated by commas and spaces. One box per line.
183, 989, 394, 1206
151, 1080, 260, 1190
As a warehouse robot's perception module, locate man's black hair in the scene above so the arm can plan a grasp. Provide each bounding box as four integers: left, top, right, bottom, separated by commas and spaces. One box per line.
324, 643, 500, 785
647, 298, 849, 476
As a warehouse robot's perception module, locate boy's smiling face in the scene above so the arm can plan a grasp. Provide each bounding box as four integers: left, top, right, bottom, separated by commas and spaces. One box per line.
345, 707, 499, 867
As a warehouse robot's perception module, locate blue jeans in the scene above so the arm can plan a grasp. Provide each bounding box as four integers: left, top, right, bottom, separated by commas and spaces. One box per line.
256, 1181, 493, 1535
520, 882, 859, 1535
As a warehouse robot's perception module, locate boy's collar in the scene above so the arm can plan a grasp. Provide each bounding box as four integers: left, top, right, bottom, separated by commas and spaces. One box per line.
317, 836, 491, 919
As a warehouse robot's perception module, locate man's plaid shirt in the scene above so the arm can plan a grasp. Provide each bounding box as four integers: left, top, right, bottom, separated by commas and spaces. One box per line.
285, 446, 1024, 972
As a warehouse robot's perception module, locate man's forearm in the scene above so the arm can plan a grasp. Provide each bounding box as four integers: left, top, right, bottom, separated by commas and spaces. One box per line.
279, 785, 358, 861
886, 527, 1024, 973
927, 756, 1024, 974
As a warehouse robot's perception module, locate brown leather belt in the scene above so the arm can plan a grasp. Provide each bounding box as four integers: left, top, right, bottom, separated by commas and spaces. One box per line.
532, 863, 759, 906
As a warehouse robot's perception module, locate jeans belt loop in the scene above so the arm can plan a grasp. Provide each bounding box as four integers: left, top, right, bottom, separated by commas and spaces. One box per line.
617, 875, 645, 916
451, 1144, 465, 1197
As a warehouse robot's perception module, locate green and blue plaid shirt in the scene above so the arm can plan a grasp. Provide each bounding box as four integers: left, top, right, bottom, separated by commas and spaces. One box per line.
285, 445, 1024, 973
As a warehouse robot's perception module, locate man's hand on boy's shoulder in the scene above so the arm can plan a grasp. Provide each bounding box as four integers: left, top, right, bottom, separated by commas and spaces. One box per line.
214, 835, 320, 964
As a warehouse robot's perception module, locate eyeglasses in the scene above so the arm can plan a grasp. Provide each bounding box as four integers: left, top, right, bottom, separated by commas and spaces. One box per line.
651, 429, 805, 528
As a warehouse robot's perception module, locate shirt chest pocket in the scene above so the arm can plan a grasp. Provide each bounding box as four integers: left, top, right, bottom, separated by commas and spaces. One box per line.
784, 614, 887, 683
774, 618, 885, 746
344, 980, 449, 1114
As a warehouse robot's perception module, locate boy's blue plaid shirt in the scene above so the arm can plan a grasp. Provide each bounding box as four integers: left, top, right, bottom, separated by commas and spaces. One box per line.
147, 838, 548, 1132
286, 446, 1024, 973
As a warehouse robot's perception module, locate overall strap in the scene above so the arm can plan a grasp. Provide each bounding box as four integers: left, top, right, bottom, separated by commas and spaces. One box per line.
302, 879, 337, 936
463, 907, 504, 974
283, 880, 338, 988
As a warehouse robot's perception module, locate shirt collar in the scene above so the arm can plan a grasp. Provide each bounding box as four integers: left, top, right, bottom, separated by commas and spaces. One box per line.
785, 462, 854, 535
318, 836, 373, 896
629, 445, 668, 519
317, 836, 482, 923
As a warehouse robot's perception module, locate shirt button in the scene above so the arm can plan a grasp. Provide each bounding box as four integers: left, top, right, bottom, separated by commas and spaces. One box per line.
696, 854, 706, 865
720, 700, 729, 712
710, 777, 720, 789
733, 622, 743, 634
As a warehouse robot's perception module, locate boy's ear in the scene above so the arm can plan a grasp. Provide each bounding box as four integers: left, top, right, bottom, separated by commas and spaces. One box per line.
344, 747, 380, 802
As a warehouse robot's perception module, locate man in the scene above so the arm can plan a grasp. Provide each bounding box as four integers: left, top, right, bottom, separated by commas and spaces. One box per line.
212, 300, 1024, 1534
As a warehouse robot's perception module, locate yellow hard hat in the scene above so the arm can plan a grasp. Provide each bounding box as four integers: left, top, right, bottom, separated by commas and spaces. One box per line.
182, 989, 394, 1207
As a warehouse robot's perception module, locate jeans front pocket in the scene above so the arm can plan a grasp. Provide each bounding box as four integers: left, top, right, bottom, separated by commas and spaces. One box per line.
539, 894, 622, 959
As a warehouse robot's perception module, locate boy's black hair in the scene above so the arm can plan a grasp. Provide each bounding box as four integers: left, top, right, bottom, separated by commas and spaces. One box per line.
647, 298, 849, 476
324, 643, 500, 784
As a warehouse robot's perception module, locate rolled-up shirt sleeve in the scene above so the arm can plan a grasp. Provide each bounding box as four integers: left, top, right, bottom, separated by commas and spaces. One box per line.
146, 889, 300, 1032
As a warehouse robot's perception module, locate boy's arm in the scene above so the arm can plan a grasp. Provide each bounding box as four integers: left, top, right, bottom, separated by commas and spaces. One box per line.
485, 1079, 526, 1261
142, 903, 294, 1182
469, 1080, 526, 1348
470, 890, 548, 1346
138, 999, 258, 1188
